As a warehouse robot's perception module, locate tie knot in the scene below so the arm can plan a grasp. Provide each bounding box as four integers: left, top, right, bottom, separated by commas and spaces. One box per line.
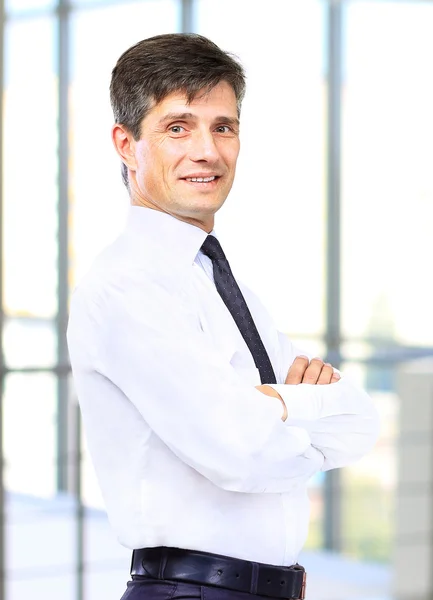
200, 235, 227, 262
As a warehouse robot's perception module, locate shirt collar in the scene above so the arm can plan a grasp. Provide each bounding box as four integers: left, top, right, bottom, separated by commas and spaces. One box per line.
123, 205, 215, 278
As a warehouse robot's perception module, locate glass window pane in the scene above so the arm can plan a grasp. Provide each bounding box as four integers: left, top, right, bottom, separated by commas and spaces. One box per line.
5, 0, 55, 12
3, 375, 79, 598
342, 1, 433, 346
340, 361, 397, 562
289, 337, 326, 359
195, 0, 326, 336
6, 465, 77, 600
8, 575, 76, 600
6, 490, 77, 600
69, 1, 180, 292
3, 373, 57, 496
3, 317, 56, 368
72, 0, 120, 5
3, 17, 58, 318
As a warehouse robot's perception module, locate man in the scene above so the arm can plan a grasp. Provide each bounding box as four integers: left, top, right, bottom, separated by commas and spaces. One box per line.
67, 33, 379, 600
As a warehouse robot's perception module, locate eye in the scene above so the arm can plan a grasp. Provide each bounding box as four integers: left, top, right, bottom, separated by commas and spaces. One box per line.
215, 125, 231, 133
169, 125, 185, 134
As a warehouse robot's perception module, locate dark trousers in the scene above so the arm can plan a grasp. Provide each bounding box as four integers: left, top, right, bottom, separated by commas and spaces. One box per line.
121, 576, 279, 600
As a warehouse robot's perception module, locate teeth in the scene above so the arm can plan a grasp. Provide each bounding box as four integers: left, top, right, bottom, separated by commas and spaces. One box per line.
186, 176, 216, 182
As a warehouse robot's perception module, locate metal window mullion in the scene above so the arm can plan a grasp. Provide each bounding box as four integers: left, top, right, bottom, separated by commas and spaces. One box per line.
324, 0, 343, 553
0, 0, 5, 595
56, 2, 84, 600
181, 0, 194, 32
56, 0, 70, 496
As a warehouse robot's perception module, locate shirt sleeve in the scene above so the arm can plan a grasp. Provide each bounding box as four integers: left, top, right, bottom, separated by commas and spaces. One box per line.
68, 281, 375, 494
271, 331, 380, 471
69, 281, 328, 495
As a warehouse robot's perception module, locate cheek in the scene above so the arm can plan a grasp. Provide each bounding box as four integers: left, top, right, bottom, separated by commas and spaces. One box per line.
137, 146, 163, 179
135, 152, 160, 195
142, 148, 181, 192
225, 150, 240, 173
222, 141, 240, 168
160, 138, 187, 164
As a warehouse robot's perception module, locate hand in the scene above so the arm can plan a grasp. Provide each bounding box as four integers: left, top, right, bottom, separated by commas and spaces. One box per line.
285, 356, 340, 385
254, 356, 340, 422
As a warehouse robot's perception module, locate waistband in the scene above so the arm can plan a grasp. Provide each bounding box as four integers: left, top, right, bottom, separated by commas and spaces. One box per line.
131, 546, 306, 599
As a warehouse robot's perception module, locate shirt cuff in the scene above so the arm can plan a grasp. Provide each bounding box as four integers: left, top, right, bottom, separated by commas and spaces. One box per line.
265, 384, 321, 421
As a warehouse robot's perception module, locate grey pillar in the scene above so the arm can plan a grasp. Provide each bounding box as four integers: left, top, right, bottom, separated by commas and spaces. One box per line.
324, 0, 343, 552
0, 0, 6, 597
394, 358, 433, 600
181, 0, 194, 32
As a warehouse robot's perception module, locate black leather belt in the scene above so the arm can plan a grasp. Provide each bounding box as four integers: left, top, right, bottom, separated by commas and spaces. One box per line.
131, 546, 307, 599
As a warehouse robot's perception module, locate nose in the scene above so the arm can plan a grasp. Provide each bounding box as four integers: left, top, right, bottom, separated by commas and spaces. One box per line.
188, 129, 220, 163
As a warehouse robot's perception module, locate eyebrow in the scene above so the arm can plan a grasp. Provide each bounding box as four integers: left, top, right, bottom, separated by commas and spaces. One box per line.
158, 112, 240, 128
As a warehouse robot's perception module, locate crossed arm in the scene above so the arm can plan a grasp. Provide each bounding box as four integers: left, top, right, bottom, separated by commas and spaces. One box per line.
69, 284, 380, 493
257, 356, 341, 421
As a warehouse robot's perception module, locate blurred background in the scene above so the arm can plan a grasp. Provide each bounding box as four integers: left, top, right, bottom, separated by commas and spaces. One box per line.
0, 0, 432, 599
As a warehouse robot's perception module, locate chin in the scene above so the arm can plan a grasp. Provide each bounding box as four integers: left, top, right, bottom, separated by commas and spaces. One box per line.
183, 195, 224, 211
198, 200, 225, 215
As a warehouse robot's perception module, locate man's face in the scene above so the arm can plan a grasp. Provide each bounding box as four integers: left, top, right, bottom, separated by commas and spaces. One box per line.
127, 81, 240, 232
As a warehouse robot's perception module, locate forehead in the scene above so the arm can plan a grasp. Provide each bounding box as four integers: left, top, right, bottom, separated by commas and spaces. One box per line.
148, 81, 239, 120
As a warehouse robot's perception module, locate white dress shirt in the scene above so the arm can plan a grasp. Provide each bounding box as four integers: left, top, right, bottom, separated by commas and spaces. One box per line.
67, 205, 379, 567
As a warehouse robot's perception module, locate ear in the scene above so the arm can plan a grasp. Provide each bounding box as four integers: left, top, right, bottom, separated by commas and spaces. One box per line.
112, 124, 137, 170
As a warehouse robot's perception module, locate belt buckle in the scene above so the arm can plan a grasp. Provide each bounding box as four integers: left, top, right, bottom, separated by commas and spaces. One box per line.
299, 570, 307, 600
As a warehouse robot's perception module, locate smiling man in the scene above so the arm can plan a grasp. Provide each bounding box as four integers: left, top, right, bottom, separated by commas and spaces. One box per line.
112, 80, 240, 231
67, 34, 379, 600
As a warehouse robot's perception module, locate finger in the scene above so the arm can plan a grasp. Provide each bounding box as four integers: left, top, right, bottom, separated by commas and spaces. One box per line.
285, 356, 310, 384
317, 363, 335, 385
302, 357, 324, 384
331, 372, 341, 384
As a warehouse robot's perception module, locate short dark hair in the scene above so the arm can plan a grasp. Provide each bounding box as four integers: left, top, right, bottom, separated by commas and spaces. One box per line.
110, 33, 246, 188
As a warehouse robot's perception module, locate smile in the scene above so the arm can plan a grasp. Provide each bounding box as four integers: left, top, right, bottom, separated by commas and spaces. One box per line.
185, 176, 217, 183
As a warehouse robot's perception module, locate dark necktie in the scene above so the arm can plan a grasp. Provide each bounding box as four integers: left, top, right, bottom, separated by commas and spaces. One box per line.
200, 235, 277, 385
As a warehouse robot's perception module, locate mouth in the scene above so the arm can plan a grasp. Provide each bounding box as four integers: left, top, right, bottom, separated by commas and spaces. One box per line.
180, 175, 221, 189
